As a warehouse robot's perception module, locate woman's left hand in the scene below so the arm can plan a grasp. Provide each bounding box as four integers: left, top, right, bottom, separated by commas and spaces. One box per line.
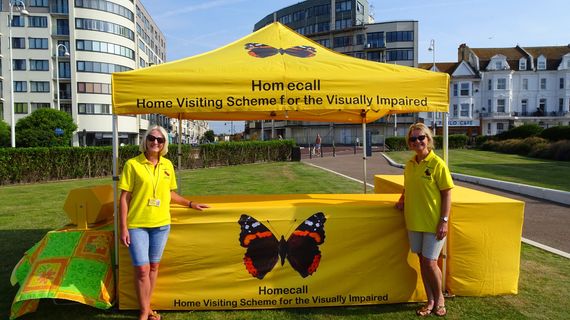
436, 221, 448, 240
190, 202, 210, 211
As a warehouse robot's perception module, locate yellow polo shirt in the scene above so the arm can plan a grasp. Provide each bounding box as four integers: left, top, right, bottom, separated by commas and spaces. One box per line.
403, 150, 454, 232
118, 153, 178, 228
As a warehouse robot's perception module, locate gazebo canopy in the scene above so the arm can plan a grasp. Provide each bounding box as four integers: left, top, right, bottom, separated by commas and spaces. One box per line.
112, 22, 449, 123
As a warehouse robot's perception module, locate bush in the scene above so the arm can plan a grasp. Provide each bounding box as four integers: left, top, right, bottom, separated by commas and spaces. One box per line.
540, 126, 570, 142
15, 109, 77, 147
433, 134, 468, 149
0, 140, 295, 185
496, 124, 543, 140
385, 137, 407, 151
0, 120, 10, 147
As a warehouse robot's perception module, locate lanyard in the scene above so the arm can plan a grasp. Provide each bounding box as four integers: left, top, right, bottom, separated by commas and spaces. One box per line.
144, 161, 161, 199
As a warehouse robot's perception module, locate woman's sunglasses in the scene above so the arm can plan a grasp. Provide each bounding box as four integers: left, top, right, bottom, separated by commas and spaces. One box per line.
409, 135, 426, 142
146, 134, 165, 144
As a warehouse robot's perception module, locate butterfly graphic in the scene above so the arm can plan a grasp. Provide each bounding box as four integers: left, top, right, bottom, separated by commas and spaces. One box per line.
244, 42, 317, 58
237, 212, 326, 279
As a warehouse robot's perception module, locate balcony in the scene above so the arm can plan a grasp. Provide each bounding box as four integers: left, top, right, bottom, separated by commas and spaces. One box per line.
364, 41, 385, 49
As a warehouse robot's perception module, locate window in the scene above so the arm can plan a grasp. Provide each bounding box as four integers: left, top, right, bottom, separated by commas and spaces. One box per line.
452, 104, 458, 117
28, 16, 48, 28
76, 39, 135, 60
335, 18, 352, 30
386, 31, 413, 42
14, 81, 27, 92
495, 61, 503, 69
452, 84, 458, 97
75, 18, 135, 40
497, 99, 506, 113
560, 78, 565, 89
77, 82, 111, 94
11, 16, 25, 27
78, 103, 111, 114
487, 99, 492, 112
386, 49, 413, 61
539, 98, 547, 113
29, 60, 49, 71
30, 0, 49, 7
559, 98, 564, 112
31, 81, 50, 92
521, 99, 528, 114
58, 62, 71, 78
497, 78, 506, 90
522, 78, 528, 90
540, 78, 547, 90
29, 38, 49, 49
537, 57, 546, 70
460, 83, 470, 96
366, 51, 383, 62
12, 37, 25, 49
315, 39, 330, 48
488, 79, 492, 90
365, 32, 384, 48
519, 59, 527, 70
497, 123, 505, 134
15, 103, 28, 114
31, 103, 50, 111
460, 103, 470, 117
56, 19, 69, 35
13, 59, 26, 70
333, 36, 352, 48
336, 1, 351, 12
76, 61, 131, 74
356, 34, 365, 45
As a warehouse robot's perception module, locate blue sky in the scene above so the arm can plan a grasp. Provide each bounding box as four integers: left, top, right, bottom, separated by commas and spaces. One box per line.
140, 0, 569, 134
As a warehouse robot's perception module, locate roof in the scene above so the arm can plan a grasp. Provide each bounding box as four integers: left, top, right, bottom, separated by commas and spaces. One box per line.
418, 62, 459, 75
459, 44, 570, 71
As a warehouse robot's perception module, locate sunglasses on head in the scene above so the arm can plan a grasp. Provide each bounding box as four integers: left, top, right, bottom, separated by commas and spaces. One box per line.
146, 134, 165, 144
409, 135, 426, 142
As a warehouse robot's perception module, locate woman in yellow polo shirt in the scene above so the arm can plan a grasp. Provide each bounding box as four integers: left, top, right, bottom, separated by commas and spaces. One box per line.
395, 123, 453, 317
119, 125, 209, 320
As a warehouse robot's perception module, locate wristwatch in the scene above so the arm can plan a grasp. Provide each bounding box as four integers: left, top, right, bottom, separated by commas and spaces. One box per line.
440, 216, 449, 222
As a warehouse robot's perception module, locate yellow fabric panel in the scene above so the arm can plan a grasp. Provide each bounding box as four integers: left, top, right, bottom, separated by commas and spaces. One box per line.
374, 175, 525, 295
112, 23, 449, 123
118, 194, 427, 310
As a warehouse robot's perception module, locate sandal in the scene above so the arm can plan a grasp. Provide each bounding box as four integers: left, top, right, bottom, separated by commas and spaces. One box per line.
416, 305, 432, 317
434, 305, 447, 317
148, 311, 161, 320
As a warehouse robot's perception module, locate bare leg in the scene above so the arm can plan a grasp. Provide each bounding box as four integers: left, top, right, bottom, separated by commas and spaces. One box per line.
418, 254, 435, 311
421, 255, 445, 311
134, 265, 151, 320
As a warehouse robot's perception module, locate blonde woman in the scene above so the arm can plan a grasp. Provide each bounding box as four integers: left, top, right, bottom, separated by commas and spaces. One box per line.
119, 125, 209, 320
395, 123, 453, 317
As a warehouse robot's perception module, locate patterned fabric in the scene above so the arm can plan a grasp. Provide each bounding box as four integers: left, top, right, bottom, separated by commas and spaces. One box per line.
10, 226, 115, 319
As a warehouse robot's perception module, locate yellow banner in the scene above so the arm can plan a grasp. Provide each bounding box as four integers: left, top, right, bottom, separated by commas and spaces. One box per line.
118, 194, 427, 310
112, 23, 449, 123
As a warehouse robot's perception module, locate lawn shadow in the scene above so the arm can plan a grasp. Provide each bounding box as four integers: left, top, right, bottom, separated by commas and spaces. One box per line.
0, 228, 52, 320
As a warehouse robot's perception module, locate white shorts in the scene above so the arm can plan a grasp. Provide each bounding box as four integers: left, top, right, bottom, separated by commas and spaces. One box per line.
408, 231, 446, 260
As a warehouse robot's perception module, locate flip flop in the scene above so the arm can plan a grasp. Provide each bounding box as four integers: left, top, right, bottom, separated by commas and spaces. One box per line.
416, 305, 432, 317
148, 311, 161, 320
434, 305, 447, 317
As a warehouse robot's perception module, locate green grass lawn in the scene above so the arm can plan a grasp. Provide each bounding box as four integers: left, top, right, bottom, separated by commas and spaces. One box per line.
1, 162, 569, 319
384, 149, 570, 192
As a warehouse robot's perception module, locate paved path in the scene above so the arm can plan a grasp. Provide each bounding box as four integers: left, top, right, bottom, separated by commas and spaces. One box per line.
302, 149, 570, 256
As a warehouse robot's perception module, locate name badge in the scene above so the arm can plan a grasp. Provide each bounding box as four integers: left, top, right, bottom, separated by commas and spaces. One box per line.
148, 198, 161, 207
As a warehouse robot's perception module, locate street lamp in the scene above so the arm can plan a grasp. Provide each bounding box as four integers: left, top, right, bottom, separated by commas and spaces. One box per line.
55, 44, 70, 111
428, 39, 437, 133
8, 0, 29, 148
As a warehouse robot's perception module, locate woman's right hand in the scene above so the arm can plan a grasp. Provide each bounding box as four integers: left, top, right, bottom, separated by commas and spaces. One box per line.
121, 228, 130, 247
395, 200, 404, 211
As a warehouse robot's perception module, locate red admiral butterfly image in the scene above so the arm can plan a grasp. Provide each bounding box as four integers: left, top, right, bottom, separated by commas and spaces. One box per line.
245, 43, 316, 58
238, 212, 326, 279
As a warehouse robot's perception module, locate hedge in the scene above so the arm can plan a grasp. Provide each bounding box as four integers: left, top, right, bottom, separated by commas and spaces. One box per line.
0, 140, 294, 185
480, 137, 570, 161
540, 126, 570, 142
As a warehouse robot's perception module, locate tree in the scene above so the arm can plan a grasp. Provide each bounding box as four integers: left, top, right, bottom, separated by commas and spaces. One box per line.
202, 130, 215, 143
0, 120, 10, 147
16, 108, 77, 147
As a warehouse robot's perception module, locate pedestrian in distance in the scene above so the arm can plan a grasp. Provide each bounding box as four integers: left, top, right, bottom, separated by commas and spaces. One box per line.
395, 123, 453, 317
315, 133, 322, 156
119, 125, 209, 320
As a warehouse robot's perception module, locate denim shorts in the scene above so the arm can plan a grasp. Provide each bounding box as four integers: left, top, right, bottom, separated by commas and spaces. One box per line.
408, 231, 446, 260
128, 225, 171, 266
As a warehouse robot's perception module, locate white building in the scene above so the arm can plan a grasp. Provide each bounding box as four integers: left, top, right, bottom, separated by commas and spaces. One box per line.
419, 44, 570, 137
1, 0, 207, 146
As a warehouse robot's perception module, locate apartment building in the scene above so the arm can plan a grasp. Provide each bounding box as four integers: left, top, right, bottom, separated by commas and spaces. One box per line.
247, 0, 419, 145
1, 0, 206, 146
419, 44, 570, 137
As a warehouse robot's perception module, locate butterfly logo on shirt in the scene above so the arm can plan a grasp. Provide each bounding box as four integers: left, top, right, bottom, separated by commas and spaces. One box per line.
237, 212, 326, 279
244, 43, 317, 58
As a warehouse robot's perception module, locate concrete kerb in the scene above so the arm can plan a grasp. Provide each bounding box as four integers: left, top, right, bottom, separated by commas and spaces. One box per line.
380, 153, 570, 206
